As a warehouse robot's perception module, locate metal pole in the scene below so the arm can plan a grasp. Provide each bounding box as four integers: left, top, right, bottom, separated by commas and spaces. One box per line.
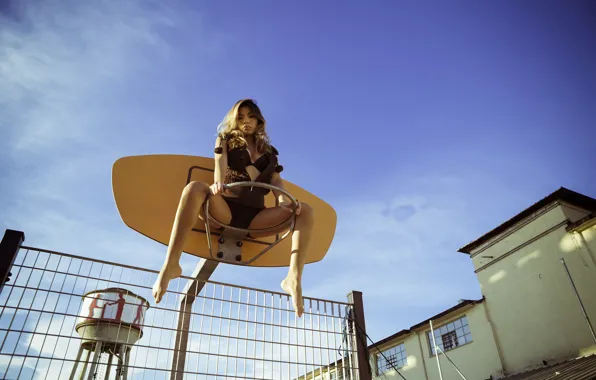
0, 229, 25, 295
171, 299, 193, 380
79, 348, 92, 380
170, 258, 219, 380
87, 341, 103, 380
105, 352, 114, 380
347, 291, 372, 380
123, 346, 130, 380
429, 320, 444, 380
69, 345, 85, 380
561, 257, 596, 343
436, 345, 467, 379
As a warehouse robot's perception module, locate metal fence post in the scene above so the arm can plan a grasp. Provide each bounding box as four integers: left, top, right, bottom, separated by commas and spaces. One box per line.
347, 290, 372, 380
171, 299, 193, 380
170, 259, 219, 380
0, 229, 25, 295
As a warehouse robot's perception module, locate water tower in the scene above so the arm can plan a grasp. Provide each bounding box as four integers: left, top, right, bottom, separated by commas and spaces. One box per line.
69, 287, 149, 380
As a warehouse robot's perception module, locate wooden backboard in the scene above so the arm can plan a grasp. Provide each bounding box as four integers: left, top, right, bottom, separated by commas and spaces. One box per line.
111, 154, 337, 267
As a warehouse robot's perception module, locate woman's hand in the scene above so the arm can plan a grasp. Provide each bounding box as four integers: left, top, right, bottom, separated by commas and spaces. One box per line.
210, 182, 226, 196
280, 200, 301, 215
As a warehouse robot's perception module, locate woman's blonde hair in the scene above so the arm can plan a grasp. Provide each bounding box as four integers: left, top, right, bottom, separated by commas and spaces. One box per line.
216, 99, 272, 153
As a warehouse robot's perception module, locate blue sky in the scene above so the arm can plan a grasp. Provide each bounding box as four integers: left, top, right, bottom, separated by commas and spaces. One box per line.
1, 0, 595, 351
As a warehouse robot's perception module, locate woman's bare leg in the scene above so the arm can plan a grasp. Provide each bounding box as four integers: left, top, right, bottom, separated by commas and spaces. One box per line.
248, 203, 315, 317
152, 181, 231, 303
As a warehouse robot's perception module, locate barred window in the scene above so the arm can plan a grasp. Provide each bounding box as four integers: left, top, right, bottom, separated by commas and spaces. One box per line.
427, 316, 473, 356
377, 343, 407, 375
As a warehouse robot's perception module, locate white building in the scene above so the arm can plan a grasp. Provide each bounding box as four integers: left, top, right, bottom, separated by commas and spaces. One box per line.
305, 187, 596, 380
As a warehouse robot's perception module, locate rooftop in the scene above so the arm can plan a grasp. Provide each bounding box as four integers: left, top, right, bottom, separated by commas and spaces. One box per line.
458, 187, 596, 255
501, 353, 596, 380
315, 297, 485, 376
370, 297, 484, 350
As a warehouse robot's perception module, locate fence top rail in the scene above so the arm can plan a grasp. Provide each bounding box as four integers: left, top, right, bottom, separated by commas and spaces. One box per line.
19, 244, 354, 306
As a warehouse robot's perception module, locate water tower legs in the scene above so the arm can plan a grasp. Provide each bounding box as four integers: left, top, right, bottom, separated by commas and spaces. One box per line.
69, 342, 131, 380
87, 341, 104, 380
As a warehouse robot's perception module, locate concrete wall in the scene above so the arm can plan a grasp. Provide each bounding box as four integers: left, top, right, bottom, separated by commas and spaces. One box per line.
310, 198, 596, 380
372, 303, 503, 380
371, 333, 427, 380
470, 202, 596, 374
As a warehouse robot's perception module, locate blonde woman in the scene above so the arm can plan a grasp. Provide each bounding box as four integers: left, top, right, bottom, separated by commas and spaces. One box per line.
152, 99, 314, 317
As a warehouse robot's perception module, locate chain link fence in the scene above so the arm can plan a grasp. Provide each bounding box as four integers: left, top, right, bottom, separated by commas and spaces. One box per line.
0, 229, 370, 380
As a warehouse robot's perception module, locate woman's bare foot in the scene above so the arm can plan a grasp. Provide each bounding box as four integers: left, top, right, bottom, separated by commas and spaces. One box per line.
281, 275, 304, 318
152, 263, 182, 303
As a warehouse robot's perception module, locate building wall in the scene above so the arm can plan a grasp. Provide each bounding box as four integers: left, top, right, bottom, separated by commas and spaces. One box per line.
372, 303, 503, 380
418, 304, 503, 380
371, 333, 427, 380
470, 203, 596, 374
309, 198, 596, 380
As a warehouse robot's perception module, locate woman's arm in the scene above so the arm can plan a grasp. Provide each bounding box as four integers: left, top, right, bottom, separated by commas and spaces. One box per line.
271, 172, 301, 214
211, 135, 228, 195
270, 172, 288, 204
213, 135, 228, 184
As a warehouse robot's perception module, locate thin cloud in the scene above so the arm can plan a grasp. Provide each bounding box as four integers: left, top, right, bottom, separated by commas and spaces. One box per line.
302, 175, 482, 340
0, 0, 235, 284
1, 0, 491, 371
0, 0, 184, 268
1, 0, 175, 152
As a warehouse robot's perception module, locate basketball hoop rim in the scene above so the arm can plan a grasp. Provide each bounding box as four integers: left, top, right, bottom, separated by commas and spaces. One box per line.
204, 181, 299, 234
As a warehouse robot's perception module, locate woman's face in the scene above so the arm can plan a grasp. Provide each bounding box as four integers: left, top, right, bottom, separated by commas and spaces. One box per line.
237, 105, 258, 135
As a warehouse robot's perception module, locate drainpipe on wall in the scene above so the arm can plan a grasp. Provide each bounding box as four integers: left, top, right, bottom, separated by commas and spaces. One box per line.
560, 257, 596, 344
482, 300, 507, 375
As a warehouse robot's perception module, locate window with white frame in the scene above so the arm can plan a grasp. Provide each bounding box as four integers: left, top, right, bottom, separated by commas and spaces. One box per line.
376, 343, 407, 375
426, 315, 472, 356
